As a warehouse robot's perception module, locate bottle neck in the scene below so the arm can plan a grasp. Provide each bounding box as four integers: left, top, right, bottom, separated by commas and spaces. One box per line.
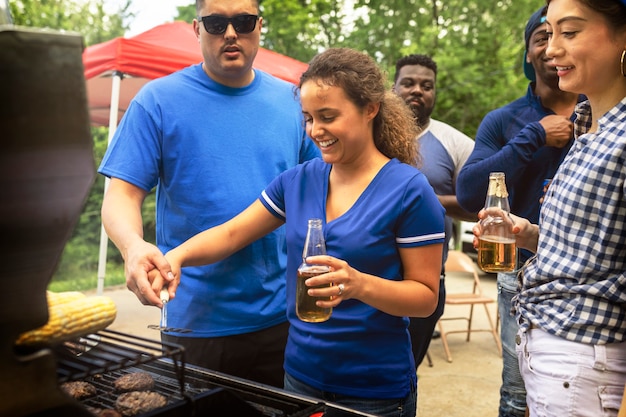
484, 195, 511, 212
303, 220, 326, 258
484, 176, 510, 211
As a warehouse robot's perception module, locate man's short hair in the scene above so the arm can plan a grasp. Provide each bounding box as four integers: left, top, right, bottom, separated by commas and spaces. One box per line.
394, 54, 438, 82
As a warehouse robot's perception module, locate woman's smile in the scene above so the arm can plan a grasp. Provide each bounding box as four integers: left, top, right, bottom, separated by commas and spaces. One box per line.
317, 138, 338, 148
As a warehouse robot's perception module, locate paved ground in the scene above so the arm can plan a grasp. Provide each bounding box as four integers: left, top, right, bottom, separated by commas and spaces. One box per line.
416, 271, 501, 417
92, 268, 502, 417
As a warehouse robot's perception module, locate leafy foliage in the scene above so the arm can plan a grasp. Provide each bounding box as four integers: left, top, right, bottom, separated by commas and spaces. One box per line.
258, 0, 542, 137
9, 0, 132, 45
8, 0, 132, 288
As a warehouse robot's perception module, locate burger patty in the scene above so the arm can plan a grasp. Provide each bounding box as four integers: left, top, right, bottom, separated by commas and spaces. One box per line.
115, 391, 167, 416
113, 372, 155, 392
60, 380, 97, 400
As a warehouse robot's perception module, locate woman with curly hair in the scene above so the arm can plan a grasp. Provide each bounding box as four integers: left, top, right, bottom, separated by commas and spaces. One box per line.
161, 47, 445, 417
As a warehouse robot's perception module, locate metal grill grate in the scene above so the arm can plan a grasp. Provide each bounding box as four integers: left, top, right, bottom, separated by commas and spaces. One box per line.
70, 364, 207, 412
55, 329, 186, 384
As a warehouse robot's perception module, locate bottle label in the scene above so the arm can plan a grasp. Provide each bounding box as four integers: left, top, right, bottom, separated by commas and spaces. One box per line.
487, 178, 509, 198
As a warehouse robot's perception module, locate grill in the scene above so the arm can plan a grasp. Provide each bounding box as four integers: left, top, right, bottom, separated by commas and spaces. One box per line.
51, 330, 373, 417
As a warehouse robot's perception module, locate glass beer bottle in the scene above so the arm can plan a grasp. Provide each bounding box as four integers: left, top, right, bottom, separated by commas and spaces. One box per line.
296, 219, 332, 322
477, 172, 517, 273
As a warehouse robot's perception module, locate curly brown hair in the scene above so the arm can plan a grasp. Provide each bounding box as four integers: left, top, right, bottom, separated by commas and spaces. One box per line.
299, 48, 421, 167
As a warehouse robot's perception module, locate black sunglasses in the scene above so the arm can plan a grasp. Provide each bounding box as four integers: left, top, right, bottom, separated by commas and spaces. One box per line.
198, 14, 259, 35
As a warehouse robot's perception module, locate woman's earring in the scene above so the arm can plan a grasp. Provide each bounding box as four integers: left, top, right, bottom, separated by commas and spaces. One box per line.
621, 50, 626, 77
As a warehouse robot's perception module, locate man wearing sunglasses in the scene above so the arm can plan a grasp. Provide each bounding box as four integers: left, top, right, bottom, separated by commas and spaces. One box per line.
99, 0, 319, 388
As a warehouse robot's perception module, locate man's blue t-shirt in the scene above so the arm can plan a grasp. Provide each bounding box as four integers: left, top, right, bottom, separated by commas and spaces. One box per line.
99, 64, 319, 336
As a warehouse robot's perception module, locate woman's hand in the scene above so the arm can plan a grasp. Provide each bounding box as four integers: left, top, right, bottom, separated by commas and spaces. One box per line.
302, 249, 440, 318
157, 250, 182, 301
473, 208, 539, 253
303, 255, 357, 307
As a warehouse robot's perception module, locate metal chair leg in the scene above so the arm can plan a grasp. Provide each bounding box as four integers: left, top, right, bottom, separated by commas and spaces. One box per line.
426, 351, 433, 367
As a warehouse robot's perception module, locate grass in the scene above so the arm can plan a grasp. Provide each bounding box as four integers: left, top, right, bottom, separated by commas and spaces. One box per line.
48, 262, 126, 292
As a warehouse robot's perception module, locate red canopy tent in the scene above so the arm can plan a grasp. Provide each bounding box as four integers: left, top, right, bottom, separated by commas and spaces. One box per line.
83, 20, 308, 127
85, 21, 309, 292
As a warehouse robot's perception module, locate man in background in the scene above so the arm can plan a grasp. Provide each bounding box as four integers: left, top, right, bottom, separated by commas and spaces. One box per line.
456, 7, 583, 416
393, 54, 476, 368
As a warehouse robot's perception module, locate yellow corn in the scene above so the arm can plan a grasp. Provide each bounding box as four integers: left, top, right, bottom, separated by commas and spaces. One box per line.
16, 294, 117, 346
46, 290, 86, 306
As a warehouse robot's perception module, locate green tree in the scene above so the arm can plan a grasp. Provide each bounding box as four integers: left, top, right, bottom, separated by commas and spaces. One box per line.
175, 3, 195, 23
342, 0, 541, 137
258, 0, 339, 62
254, 0, 541, 137
9, 0, 132, 46
8, 0, 133, 290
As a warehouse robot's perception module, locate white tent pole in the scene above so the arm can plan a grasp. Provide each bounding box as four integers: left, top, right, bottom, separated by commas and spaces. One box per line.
96, 70, 123, 295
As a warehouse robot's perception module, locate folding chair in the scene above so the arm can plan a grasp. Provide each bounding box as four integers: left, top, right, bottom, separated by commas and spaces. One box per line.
437, 250, 502, 362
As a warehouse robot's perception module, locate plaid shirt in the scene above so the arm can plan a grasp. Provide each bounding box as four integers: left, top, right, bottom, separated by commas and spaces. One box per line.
515, 98, 626, 344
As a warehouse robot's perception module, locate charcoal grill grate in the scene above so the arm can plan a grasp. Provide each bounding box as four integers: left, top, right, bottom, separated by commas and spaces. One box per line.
71, 364, 207, 412
55, 329, 185, 384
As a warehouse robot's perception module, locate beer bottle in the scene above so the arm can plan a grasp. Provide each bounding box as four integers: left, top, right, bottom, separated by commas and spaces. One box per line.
477, 172, 517, 273
296, 219, 332, 322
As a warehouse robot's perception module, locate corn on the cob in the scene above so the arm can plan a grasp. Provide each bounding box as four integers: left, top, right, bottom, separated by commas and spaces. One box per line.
16, 294, 117, 346
46, 290, 86, 306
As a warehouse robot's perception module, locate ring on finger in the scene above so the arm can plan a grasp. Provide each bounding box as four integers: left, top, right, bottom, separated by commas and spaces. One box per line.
337, 283, 345, 296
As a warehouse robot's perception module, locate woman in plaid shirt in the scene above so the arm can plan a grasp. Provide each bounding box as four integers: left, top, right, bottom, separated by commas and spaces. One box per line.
475, 0, 626, 415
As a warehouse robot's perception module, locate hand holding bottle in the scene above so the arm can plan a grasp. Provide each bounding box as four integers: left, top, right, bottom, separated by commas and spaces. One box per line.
296, 220, 359, 322
473, 209, 540, 257
297, 219, 333, 322
476, 172, 517, 272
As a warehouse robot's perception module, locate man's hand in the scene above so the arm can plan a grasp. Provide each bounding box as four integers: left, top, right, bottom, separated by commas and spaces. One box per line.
124, 239, 174, 307
540, 115, 573, 148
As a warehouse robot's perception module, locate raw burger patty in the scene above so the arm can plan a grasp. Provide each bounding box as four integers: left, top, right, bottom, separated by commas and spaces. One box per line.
60, 380, 97, 399
113, 372, 155, 392
115, 391, 167, 416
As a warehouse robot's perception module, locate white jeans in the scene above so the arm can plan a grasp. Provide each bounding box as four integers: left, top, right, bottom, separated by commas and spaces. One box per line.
516, 328, 626, 417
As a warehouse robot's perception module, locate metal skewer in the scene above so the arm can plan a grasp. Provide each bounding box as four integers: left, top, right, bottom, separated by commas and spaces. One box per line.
147, 287, 192, 333
160, 288, 168, 328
